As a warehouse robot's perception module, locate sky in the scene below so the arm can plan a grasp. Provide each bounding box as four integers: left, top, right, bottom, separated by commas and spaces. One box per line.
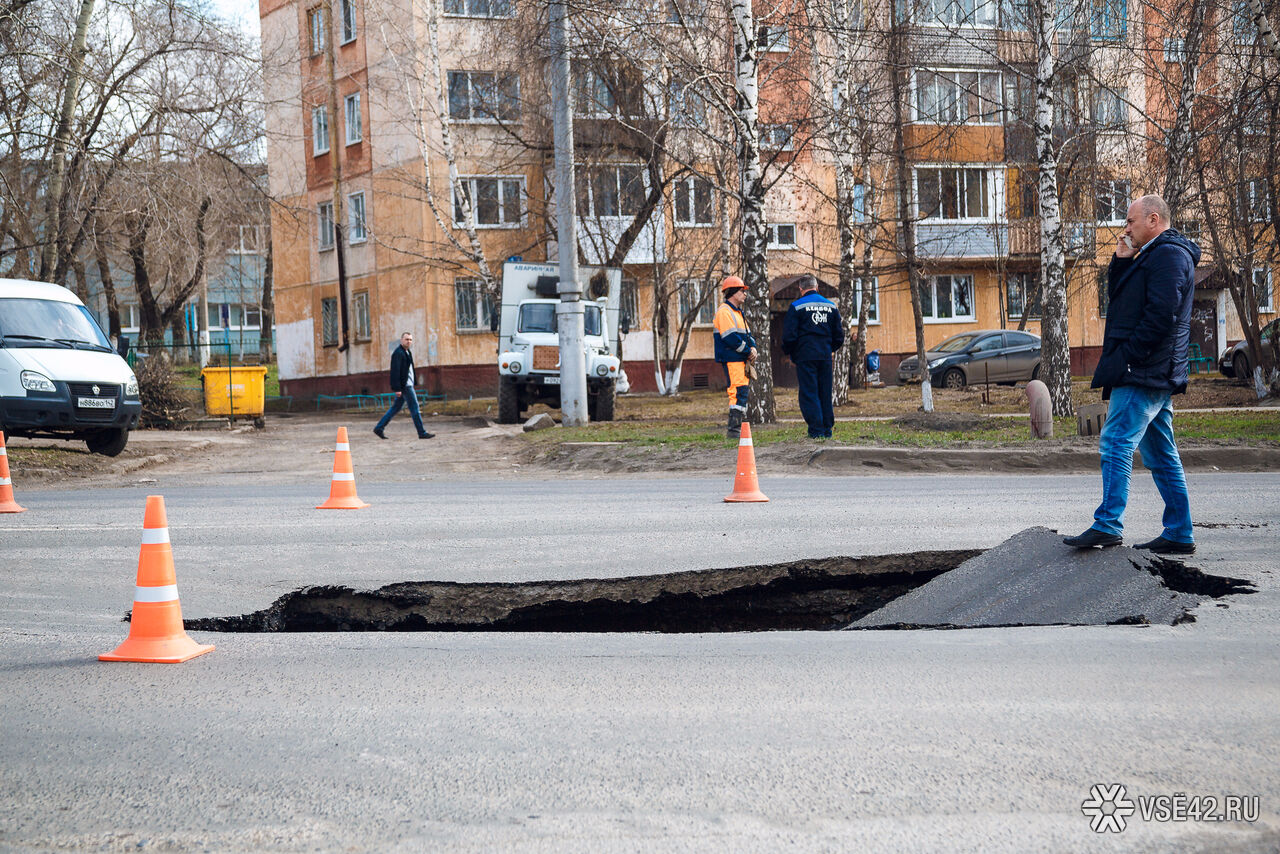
208, 0, 260, 35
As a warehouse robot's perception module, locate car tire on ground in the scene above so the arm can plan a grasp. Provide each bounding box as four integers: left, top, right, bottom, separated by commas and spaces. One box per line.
943, 368, 967, 390
1031, 363, 1041, 381
85, 428, 128, 457
497, 376, 521, 424
1233, 352, 1250, 383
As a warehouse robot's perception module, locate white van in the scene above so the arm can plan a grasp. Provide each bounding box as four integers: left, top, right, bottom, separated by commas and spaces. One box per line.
0, 279, 142, 456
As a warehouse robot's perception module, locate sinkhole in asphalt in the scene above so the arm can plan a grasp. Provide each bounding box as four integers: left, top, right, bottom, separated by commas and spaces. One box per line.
184, 529, 1254, 633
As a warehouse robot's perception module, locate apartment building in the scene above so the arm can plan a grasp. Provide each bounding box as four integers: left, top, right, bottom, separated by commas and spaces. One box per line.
258, 0, 1275, 398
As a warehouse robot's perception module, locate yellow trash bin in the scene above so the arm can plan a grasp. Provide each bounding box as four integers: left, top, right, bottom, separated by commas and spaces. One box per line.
201, 366, 269, 421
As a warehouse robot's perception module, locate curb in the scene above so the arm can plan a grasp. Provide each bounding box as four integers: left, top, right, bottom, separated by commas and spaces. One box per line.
807, 446, 1280, 474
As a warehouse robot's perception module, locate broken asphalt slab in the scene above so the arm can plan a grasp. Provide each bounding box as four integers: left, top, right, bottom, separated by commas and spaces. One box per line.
850, 526, 1253, 630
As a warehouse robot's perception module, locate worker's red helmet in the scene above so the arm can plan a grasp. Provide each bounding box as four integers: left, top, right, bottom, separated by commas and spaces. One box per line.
720, 275, 746, 294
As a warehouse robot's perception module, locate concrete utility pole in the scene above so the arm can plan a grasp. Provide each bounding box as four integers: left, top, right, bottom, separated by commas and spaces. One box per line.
549, 0, 587, 425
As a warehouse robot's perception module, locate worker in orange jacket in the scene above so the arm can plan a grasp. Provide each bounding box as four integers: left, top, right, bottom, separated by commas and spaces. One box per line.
713, 276, 758, 438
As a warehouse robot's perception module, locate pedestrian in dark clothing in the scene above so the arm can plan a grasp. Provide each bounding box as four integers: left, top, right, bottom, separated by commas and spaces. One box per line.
1064, 194, 1198, 554
374, 332, 435, 440
781, 275, 845, 439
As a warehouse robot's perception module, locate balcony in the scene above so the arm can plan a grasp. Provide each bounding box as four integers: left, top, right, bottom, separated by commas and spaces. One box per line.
914, 222, 1007, 260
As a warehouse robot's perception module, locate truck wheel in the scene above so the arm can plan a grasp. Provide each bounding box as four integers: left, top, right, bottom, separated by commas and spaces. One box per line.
591, 380, 616, 422
497, 377, 521, 424
86, 428, 129, 457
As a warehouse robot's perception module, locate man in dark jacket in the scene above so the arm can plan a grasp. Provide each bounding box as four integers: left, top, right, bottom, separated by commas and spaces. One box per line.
713, 276, 758, 438
1064, 195, 1198, 554
781, 275, 845, 439
373, 332, 434, 440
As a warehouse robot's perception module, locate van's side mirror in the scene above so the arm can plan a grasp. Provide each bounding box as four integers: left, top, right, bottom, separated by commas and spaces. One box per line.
620, 314, 630, 335
116, 335, 130, 358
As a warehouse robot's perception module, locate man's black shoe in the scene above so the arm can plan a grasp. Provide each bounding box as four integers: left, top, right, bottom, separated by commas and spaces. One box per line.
373, 428, 387, 439
1135, 536, 1195, 555
1062, 528, 1123, 548
418, 431, 435, 439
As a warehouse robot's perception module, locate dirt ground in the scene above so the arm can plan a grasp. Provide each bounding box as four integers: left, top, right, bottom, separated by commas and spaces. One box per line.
4, 374, 1274, 489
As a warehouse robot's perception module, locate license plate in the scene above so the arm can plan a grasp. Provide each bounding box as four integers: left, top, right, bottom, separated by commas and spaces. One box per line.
542, 376, 560, 385
78, 397, 115, 409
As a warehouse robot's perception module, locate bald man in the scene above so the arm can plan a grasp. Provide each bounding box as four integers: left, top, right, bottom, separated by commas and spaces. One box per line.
1064, 194, 1199, 554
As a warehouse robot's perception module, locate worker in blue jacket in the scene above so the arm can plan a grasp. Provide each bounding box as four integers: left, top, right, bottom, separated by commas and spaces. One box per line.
781, 275, 845, 439
713, 276, 758, 438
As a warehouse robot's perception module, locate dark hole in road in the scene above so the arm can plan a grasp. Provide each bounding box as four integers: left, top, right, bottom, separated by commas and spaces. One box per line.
183, 547, 1252, 633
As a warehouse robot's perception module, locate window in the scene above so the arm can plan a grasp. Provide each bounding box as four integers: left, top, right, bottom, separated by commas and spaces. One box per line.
244, 305, 262, 328
1232, 0, 1257, 40
443, 0, 512, 16
679, 279, 716, 325
760, 123, 794, 150
447, 71, 520, 122
1092, 86, 1125, 129
620, 278, 639, 327
340, 0, 356, 42
343, 93, 362, 144
1175, 220, 1201, 241
853, 183, 868, 222
453, 176, 524, 227
235, 225, 263, 255
1091, 0, 1126, 39
922, 274, 975, 321
766, 223, 797, 248
576, 165, 645, 219
206, 304, 262, 330
917, 168, 991, 220
573, 65, 644, 118
758, 22, 790, 51
667, 78, 706, 127
666, 0, 682, 22
1095, 179, 1130, 224
1254, 268, 1274, 312
121, 304, 140, 332
348, 191, 367, 243
915, 69, 1002, 124
673, 175, 714, 226
1163, 37, 1186, 63
321, 297, 338, 346
313, 106, 329, 155
455, 279, 495, 331
1064, 222, 1095, 256
920, 0, 996, 27
1007, 271, 1041, 319
1241, 179, 1271, 222
317, 201, 334, 250
352, 291, 370, 340
1097, 269, 1109, 317
307, 6, 326, 55
855, 276, 879, 323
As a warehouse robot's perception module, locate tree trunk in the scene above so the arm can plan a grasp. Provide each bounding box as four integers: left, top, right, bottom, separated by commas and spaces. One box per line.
1161, 0, 1208, 211
94, 230, 121, 338
38, 0, 95, 282
259, 237, 274, 363
730, 0, 775, 423
1034, 1, 1073, 417
1246, 0, 1280, 63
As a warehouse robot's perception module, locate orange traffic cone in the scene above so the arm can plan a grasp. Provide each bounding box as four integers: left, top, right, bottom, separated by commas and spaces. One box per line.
317, 426, 369, 509
0, 431, 26, 513
724, 422, 769, 503
100, 495, 214, 663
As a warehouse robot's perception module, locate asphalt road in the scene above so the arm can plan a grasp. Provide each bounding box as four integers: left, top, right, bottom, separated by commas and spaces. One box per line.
2, 473, 1278, 852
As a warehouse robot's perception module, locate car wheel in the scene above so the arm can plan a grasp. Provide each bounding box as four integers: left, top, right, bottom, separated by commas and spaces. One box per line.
943, 368, 966, 390
1031, 363, 1041, 381
85, 428, 129, 457
1232, 352, 1250, 383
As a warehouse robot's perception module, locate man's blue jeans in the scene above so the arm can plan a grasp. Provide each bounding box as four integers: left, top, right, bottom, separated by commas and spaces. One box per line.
375, 384, 427, 436
1092, 385, 1193, 543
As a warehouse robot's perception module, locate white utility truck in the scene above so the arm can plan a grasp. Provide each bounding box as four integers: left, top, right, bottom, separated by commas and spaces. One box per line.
496, 260, 624, 423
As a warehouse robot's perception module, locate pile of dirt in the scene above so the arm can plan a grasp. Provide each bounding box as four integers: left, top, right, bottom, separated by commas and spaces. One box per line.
893, 412, 988, 432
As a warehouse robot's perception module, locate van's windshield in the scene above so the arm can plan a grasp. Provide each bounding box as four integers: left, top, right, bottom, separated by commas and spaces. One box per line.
0, 298, 112, 351
518, 303, 603, 336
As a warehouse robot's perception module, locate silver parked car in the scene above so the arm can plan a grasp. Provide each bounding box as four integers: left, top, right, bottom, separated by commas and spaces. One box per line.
897, 330, 1043, 389
1218, 318, 1279, 381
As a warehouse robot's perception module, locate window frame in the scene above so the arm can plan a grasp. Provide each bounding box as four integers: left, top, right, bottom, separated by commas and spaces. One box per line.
758, 21, 791, 52
1162, 36, 1186, 63
340, 0, 357, 43
855, 276, 880, 324
352, 290, 371, 341
913, 67, 1004, 126
447, 70, 521, 123
1095, 178, 1130, 225
317, 201, 335, 251
620, 278, 639, 328
347, 191, 368, 244
1092, 86, 1126, 130
1254, 267, 1274, 313
120, 303, 140, 333
915, 166, 996, 222
344, 92, 362, 145
760, 123, 795, 151
766, 223, 798, 249
679, 278, 717, 326
442, 0, 514, 18
307, 5, 326, 55
673, 175, 714, 227
918, 0, 997, 29
312, 106, 330, 156
922, 273, 976, 323
575, 164, 647, 220
452, 175, 525, 229
321, 297, 339, 346
1006, 271, 1042, 319
454, 278, 496, 332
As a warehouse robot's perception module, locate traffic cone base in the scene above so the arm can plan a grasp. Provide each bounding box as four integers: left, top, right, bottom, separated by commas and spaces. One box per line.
318, 426, 369, 509
100, 495, 214, 664
724, 422, 769, 503
0, 431, 26, 513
